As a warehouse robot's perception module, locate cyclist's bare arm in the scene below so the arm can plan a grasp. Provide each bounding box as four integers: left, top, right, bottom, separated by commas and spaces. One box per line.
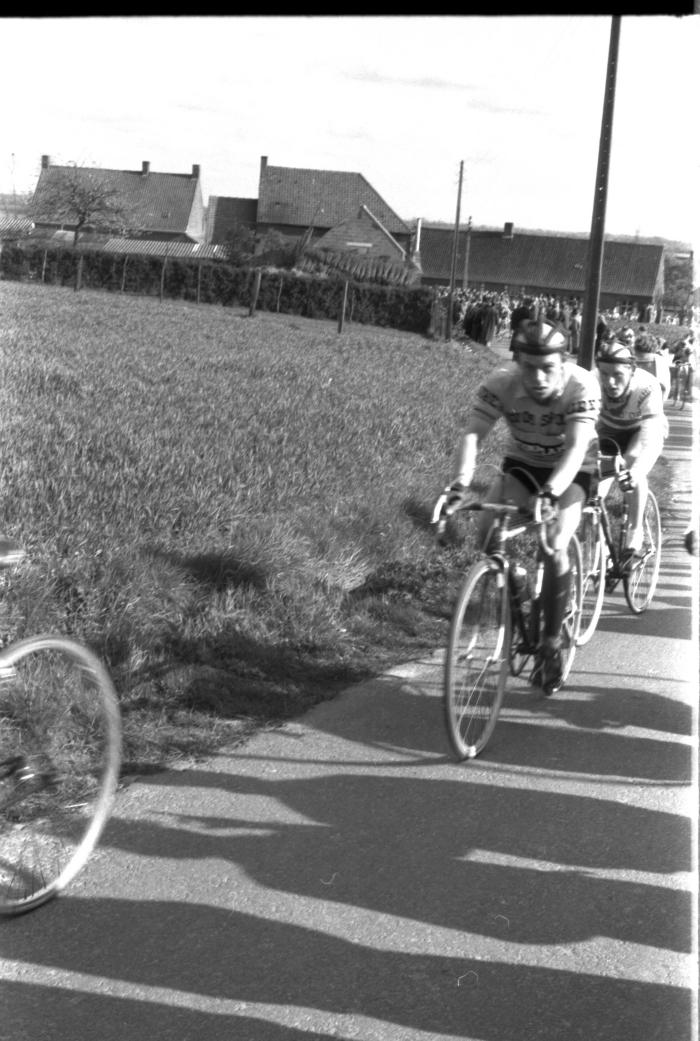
623, 415, 664, 478
451, 414, 496, 488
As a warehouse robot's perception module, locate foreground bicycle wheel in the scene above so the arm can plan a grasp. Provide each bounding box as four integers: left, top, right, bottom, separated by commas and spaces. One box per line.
0, 636, 121, 915
624, 490, 662, 614
560, 534, 583, 682
444, 559, 510, 760
577, 508, 607, 645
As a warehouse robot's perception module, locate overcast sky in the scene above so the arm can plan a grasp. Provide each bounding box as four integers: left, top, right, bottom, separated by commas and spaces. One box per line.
3, 15, 698, 262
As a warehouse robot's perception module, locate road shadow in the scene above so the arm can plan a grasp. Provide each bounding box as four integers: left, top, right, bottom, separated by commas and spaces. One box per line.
2, 893, 692, 1041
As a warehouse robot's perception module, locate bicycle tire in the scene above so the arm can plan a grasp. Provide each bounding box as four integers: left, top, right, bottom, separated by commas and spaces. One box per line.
444, 558, 509, 760
576, 507, 607, 645
0, 635, 121, 916
560, 534, 583, 682
623, 490, 662, 614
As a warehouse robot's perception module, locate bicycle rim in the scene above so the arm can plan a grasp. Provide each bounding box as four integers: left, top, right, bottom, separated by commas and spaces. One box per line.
560, 535, 583, 682
577, 509, 607, 645
624, 491, 662, 614
444, 559, 509, 760
0, 636, 121, 915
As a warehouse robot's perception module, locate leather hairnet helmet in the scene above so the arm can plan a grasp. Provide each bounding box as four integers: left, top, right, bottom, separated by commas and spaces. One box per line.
595, 337, 636, 366
511, 318, 569, 355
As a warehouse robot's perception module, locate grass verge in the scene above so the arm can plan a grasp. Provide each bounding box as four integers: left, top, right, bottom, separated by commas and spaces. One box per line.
0, 283, 678, 771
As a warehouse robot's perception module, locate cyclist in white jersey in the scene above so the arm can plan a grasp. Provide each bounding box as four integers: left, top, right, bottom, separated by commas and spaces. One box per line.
595, 337, 665, 566
438, 317, 600, 695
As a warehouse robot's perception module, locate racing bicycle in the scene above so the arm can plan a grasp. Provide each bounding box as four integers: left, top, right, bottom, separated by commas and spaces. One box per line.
0, 538, 121, 916
433, 490, 582, 761
576, 447, 662, 645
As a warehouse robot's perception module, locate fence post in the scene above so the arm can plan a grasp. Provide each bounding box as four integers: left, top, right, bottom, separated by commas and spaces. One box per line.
160, 255, 167, 302
337, 280, 349, 333
196, 261, 202, 305
276, 273, 283, 313
41, 250, 48, 283
74, 252, 84, 293
249, 268, 262, 316
121, 255, 128, 293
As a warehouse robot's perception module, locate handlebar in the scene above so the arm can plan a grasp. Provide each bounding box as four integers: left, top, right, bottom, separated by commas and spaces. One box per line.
432, 494, 556, 556
596, 450, 634, 489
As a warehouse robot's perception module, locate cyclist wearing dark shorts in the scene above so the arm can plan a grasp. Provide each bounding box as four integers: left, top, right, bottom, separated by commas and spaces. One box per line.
595, 337, 665, 566
441, 317, 600, 694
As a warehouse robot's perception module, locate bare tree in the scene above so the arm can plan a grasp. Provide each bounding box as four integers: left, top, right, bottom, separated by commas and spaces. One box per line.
30, 164, 139, 248
30, 164, 141, 289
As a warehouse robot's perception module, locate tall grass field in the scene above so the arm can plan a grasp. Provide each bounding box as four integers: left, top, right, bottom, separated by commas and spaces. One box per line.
0, 282, 509, 769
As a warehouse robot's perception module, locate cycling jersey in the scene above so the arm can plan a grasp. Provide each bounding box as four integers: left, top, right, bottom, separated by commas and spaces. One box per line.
472, 361, 600, 472
596, 365, 664, 438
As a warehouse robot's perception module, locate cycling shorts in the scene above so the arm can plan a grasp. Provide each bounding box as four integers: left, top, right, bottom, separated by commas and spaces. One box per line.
597, 429, 637, 457
502, 456, 593, 499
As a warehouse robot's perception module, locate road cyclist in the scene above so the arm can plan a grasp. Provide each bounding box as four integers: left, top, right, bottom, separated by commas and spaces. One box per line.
435, 316, 600, 696
593, 336, 666, 571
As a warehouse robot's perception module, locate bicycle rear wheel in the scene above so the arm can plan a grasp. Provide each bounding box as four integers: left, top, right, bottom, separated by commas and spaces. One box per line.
576, 507, 607, 645
0, 636, 121, 916
560, 534, 583, 682
444, 558, 510, 760
624, 490, 662, 614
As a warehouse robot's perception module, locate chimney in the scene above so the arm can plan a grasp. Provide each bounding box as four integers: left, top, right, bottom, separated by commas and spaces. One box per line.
503, 222, 514, 239
191, 163, 200, 179
260, 156, 268, 175
41, 154, 50, 170
141, 161, 150, 176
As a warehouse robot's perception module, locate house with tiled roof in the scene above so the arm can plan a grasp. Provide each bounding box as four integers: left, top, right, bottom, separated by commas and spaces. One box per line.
418, 222, 665, 310
31, 156, 206, 243
313, 204, 408, 260
206, 196, 258, 245
255, 156, 412, 257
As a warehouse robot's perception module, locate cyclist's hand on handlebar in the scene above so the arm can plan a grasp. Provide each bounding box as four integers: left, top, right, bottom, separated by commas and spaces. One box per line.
431, 480, 470, 526
533, 486, 559, 524
619, 466, 637, 492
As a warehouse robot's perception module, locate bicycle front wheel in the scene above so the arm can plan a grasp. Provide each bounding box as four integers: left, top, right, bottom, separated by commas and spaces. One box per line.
0, 636, 121, 916
576, 507, 607, 646
444, 559, 510, 760
624, 490, 662, 614
560, 534, 583, 683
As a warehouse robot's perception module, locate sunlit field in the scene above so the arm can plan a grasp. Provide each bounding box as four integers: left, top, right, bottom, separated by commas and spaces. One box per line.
0, 282, 509, 768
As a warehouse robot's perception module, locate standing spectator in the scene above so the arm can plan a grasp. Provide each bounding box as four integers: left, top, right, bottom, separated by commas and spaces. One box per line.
595, 314, 609, 354
569, 307, 582, 359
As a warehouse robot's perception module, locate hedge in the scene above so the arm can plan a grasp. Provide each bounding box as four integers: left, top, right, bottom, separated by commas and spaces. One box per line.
0, 244, 435, 336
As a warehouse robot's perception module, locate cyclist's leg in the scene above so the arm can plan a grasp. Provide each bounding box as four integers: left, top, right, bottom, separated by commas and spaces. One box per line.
477, 468, 531, 549
540, 483, 585, 645
622, 474, 648, 554
534, 483, 584, 693
622, 432, 661, 555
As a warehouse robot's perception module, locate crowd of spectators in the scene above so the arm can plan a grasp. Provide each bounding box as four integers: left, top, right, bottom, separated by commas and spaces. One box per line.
434, 284, 698, 350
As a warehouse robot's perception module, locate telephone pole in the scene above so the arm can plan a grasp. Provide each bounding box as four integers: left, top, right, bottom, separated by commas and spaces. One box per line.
446, 160, 464, 341
579, 16, 621, 370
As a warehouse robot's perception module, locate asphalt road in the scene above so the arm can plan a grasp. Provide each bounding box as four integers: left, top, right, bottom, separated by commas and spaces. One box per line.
1, 400, 697, 1041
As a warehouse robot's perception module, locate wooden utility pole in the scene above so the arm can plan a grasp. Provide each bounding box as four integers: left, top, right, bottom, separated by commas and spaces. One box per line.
579, 16, 621, 370
446, 160, 464, 341
462, 215, 472, 290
